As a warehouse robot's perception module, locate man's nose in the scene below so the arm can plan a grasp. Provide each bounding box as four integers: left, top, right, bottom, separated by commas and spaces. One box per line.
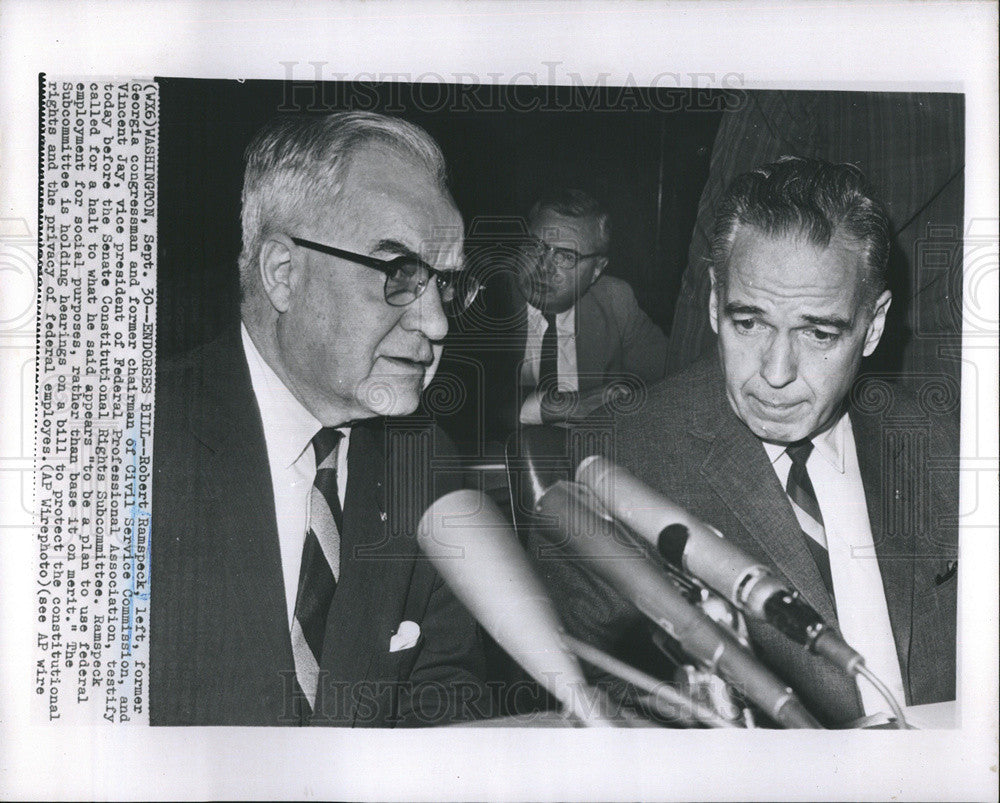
760, 332, 797, 388
530, 257, 552, 280
401, 280, 449, 342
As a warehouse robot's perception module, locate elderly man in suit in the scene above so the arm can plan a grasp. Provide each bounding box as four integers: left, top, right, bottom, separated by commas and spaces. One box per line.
486, 189, 668, 434
151, 112, 488, 726
539, 158, 958, 727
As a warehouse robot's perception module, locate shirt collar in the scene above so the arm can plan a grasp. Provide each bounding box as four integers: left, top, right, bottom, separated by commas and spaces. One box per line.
526, 302, 575, 333
241, 323, 324, 469
760, 410, 848, 473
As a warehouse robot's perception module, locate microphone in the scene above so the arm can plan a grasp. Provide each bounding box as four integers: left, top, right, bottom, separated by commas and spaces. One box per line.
416, 489, 613, 726
575, 455, 864, 674
533, 480, 821, 728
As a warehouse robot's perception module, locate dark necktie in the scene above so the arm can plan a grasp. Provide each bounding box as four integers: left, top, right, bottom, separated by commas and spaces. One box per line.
538, 312, 558, 391
291, 427, 344, 714
785, 440, 835, 602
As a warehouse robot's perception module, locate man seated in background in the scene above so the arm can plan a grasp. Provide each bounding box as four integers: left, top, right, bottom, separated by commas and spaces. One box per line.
488, 189, 668, 434
534, 158, 958, 727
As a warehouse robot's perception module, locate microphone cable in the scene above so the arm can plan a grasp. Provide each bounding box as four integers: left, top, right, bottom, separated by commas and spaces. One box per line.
855, 663, 911, 729
562, 633, 740, 729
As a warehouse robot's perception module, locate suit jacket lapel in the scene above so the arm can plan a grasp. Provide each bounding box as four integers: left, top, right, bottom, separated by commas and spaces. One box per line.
518, 290, 611, 392
515, 302, 529, 384
575, 291, 606, 386
320, 419, 417, 724
187, 330, 294, 716
693, 367, 838, 624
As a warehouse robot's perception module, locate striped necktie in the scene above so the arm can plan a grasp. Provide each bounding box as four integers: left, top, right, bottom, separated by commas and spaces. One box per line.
291, 427, 344, 714
785, 440, 835, 602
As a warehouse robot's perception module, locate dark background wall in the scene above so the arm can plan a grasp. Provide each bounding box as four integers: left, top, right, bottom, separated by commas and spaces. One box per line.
156, 80, 965, 457
156, 78, 729, 447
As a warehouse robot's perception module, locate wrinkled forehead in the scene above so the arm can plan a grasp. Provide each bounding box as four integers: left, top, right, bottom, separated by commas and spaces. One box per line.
724, 226, 869, 301
319, 146, 464, 267
528, 209, 602, 251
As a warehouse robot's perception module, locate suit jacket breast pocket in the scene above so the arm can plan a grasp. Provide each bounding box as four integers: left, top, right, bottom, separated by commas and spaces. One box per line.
915, 561, 958, 627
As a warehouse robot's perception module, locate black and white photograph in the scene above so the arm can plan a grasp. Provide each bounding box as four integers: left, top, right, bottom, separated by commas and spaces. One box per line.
151, 79, 964, 730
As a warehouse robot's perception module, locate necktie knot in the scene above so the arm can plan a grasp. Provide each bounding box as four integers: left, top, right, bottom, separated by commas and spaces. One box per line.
544, 312, 557, 329
786, 439, 814, 467
311, 427, 343, 468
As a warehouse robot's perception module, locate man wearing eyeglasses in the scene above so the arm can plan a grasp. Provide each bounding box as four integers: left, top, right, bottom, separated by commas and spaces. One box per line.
151, 112, 488, 726
533, 159, 958, 727
506, 189, 668, 428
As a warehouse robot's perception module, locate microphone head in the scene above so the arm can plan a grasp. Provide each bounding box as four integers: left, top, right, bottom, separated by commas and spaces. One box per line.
417, 489, 610, 725
577, 456, 859, 692
576, 455, 704, 546
534, 481, 823, 729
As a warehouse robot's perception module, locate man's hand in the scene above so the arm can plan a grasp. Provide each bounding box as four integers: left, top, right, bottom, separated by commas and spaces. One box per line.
538, 388, 582, 424
538, 383, 634, 424
521, 380, 645, 425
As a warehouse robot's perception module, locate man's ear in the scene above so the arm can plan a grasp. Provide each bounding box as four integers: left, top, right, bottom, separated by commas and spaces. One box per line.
862, 289, 892, 357
258, 234, 298, 314
590, 256, 608, 284
708, 268, 720, 334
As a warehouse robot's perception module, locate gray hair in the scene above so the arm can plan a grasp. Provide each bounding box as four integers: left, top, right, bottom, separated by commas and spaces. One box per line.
710, 156, 890, 305
238, 111, 448, 295
529, 188, 611, 253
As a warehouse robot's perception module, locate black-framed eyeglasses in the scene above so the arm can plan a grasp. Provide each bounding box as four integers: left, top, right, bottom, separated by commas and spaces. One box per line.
518, 236, 605, 271
291, 236, 481, 317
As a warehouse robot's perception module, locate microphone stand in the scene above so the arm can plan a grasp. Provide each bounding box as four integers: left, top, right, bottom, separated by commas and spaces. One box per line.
534, 480, 822, 728
649, 566, 758, 728
647, 520, 910, 729
561, 634, 739, 729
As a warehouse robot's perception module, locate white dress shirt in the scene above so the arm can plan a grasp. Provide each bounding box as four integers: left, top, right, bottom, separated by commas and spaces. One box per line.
241, 324, 350, 627
763, 413, 907, 716
519, 304, 579, 424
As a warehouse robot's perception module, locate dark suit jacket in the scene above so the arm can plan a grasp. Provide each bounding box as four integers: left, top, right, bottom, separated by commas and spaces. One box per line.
535, 357, 958, 727
150, 328, 487, 726
485, 274, 668, 437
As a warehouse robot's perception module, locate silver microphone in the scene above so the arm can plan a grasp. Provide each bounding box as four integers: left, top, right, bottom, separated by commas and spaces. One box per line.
575, 455, 864, 674
416, 489, 613, 726
533, 480, 821, 728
